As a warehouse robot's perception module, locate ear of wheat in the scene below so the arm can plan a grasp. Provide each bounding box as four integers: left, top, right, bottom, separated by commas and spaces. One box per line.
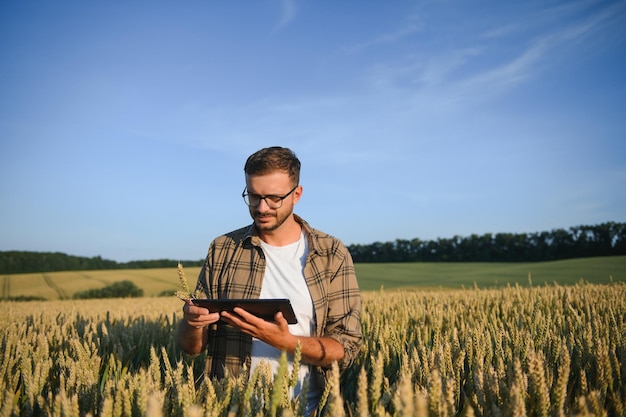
175, 262, 202, 301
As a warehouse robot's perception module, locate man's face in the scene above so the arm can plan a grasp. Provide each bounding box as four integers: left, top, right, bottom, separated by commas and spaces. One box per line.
245, 171, 301, 233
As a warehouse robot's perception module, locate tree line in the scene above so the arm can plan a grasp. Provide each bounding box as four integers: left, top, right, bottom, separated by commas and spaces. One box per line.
347, 222, 626, 263
0, 252, 204, 275
1, 222, 624, 274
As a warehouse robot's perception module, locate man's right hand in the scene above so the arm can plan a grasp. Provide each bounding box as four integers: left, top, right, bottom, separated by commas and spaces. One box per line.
177, 300, 221, 355
182, 300, 221, 329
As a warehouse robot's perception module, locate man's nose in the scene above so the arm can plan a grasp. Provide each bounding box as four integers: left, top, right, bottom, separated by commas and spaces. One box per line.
256, 198, 272, 211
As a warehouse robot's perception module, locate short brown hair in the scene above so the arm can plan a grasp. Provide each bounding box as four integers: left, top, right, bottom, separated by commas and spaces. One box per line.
244, 146, 301, 185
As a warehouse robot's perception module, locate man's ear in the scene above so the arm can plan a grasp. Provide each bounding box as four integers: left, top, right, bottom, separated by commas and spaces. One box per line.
293, 185, 303, 204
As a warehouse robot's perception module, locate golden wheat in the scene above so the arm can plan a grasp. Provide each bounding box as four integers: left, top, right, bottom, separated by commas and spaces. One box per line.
0, 283, 624, 416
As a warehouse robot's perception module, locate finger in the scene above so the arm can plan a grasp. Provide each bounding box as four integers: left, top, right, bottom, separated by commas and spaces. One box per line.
221, 311, 258, 333
220, 313, 261, 339
232, 307, 254, 320
274, 311, 284, 322
188, 312, 220, 328
206, 312, 220, 322
273, 311, 290, 331
194, 313, 218, 327
186, 304, 210, 315
221, 310, 245, 325
187, 309, 219, 323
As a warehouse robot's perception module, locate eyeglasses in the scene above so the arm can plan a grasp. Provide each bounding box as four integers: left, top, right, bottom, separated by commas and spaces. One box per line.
242, 185, 299, 209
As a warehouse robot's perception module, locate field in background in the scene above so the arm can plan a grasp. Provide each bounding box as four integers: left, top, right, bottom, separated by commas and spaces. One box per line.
355, 255, 626, 289
1, 256, 624, 300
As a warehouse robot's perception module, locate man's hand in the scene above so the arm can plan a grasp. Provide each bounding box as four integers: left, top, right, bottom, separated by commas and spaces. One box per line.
183, 300, 221, 329
177, 300, 220, 355
221, 307, 297, 351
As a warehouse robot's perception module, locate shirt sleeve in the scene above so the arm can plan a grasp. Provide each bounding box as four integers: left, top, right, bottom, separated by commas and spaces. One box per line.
325, 249, 363, 370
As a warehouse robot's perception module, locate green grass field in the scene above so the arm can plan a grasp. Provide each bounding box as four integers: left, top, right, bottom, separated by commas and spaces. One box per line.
2, 256, 624, 300
355, 255, 626, 290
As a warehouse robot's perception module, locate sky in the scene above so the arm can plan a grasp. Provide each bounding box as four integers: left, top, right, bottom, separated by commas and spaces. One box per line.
1, 0, 625, 263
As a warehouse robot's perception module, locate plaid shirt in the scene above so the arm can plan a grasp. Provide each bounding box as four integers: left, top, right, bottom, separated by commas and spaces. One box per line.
194, 214, 363, 382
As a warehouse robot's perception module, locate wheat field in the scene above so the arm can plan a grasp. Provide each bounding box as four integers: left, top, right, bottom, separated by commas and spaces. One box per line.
1, 283, 624, 416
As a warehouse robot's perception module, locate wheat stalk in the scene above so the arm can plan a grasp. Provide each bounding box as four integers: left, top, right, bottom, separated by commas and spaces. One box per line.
175, 261, 202, 300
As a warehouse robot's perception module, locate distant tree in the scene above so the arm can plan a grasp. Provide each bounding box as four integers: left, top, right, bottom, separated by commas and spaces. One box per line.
73, 280, 143, 299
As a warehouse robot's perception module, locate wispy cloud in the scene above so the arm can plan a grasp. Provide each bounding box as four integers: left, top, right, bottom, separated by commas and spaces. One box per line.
410, 2, 624, 109
480, 23, 521, 40
362, 45, 483, 97
484, 8, 614, 86
273, 0, 297, 31
346, 21, 422, 54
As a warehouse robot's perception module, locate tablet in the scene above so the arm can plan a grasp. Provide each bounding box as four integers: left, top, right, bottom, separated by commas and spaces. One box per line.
192, 298, 298, 324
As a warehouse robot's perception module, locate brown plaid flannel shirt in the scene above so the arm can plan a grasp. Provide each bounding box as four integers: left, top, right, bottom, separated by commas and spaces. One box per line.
194, 214, 363, 383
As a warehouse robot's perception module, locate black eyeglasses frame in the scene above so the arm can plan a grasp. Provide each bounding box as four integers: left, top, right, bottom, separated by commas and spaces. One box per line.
241, 184, 299, 208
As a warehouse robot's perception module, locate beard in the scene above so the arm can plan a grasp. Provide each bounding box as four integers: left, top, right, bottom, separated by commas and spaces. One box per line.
251, 207, 292, 232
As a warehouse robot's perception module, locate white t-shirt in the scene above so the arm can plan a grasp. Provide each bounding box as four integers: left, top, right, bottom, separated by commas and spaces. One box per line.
251, 231, 320, 410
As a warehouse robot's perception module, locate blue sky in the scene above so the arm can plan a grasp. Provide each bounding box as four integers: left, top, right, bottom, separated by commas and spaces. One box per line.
1, 0, 625, 262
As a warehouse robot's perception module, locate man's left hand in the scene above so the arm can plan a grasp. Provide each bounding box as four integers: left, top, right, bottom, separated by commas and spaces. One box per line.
220, 307, 297, 352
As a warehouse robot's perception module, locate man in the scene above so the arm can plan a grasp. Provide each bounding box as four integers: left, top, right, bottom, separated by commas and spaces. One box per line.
177, 146, 363, 414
